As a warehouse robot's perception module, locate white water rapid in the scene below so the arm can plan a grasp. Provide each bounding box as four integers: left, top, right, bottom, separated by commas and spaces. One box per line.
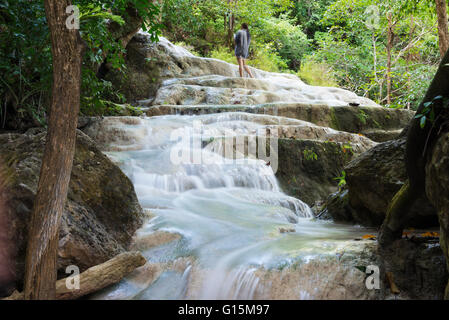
90, 113, 374, 300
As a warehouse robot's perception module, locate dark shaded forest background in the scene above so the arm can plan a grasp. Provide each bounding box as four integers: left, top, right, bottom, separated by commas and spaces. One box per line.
0, 0, 447, 130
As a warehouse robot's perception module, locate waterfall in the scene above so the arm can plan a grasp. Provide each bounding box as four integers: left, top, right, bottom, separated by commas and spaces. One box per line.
90, 114, 371, 300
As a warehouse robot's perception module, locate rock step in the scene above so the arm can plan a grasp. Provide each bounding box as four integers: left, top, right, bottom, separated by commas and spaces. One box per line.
154, 75, 378, 107
80, 113, 376, 153
203, 128, 376, 157
159, 75, 304, 91
147, 82, 378, 107
145, 103, 413, 142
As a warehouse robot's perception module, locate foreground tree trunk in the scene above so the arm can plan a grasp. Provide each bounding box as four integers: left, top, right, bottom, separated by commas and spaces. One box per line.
7, 252, 146, 300
379, 49, 449, 247
23, 0, 84, 300
435, 0, 449, 57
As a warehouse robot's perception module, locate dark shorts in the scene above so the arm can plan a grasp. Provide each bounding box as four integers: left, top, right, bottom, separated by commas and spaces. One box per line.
235, 48, 249, 59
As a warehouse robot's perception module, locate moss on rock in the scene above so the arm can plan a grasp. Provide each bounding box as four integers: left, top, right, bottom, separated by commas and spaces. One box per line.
276, 138, 355, 206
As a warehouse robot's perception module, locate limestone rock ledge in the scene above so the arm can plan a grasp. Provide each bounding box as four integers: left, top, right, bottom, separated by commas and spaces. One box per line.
0, 129, 144, 296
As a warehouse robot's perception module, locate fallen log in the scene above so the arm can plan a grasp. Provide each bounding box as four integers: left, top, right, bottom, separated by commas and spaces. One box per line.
3, 251, 146, 300
386, 271, 400, 295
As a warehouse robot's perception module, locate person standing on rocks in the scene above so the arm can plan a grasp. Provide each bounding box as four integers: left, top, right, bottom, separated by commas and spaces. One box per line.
235, 23, 254, 78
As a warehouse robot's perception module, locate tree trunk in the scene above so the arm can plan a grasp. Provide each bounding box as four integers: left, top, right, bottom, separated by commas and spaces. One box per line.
435, 0, 449, 57
386, 12, 394, 105
5, 252, 147, 300
23, 0, 84, 300
56, 251, 146, 300
379, 49, 449, 248
226, 0, 236, 50
372, 33, 380, 102
407, 15, 415, 110
0, 161, 14, 296
227, 14, 235, 49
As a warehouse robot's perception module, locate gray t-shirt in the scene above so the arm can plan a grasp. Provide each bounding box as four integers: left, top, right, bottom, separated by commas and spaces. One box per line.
234, 29, 251, 59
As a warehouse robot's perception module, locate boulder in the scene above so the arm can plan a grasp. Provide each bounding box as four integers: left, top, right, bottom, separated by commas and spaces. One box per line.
379, 238, 448, 300
327, 138, 437, 227
426, 132, 449, 299
316, 189, 356, 222
276, 138, 356, 206
0, 129, 144, 295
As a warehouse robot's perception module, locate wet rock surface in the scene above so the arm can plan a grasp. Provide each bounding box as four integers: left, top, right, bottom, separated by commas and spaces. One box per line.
276, 139, 355, 206
145, 104, 412, 142
324, 138, 437, 227
379, 238, 448, 300
0, 130, 144, 294
426, 132, 449, 299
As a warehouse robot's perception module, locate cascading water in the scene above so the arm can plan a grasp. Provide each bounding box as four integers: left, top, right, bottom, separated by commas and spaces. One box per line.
91, 113, 373, 300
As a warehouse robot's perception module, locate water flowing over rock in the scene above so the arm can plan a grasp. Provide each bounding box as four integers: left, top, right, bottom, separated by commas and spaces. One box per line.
118, 33, 413, 141
117, 32, 378, 107
80, 34, 436, 300
104, 33, 414, 206
0, 130, 144, 294
145, 103, 412, 141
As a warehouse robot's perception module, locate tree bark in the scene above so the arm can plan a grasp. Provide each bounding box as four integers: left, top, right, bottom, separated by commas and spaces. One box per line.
386, 12, 394, 105
23, 0, 85, 300
56, 251, 146, 300
372, 33, 380, 102
0, 161, 14, 296
5, 252, 147, 300
226, 0, 236, 49
406, 15, 415, 110
379, 49, 449, 248
435, 0, 449, 57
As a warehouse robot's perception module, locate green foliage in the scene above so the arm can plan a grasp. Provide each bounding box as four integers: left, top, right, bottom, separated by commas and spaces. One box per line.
289, 0, 335, 38
309, 0, 440, 110
0, 0, 162, 129
342, 143, 354, 156
162, 0, 300, 70
209, 46, 236, 64
0, 0, 51, 128
334, 171, 347, 190
76, 0, 162, 113
248, 44, 288, 72
160, 0, 440, 110
298, 59, 338, 87
210, 44, 287, 72
415, 95, 448, 129
303, 148, 318, 161
1, 0, 445, 131
162, 0, 226, 55
254, 16, 311, 70
357, 110, 369, 125
80, 98, 143, 117
224, 0, 295, 26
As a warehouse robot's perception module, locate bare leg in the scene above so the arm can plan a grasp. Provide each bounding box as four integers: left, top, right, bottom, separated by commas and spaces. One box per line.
237, 57, 244, 77
242, 59, 254, 78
